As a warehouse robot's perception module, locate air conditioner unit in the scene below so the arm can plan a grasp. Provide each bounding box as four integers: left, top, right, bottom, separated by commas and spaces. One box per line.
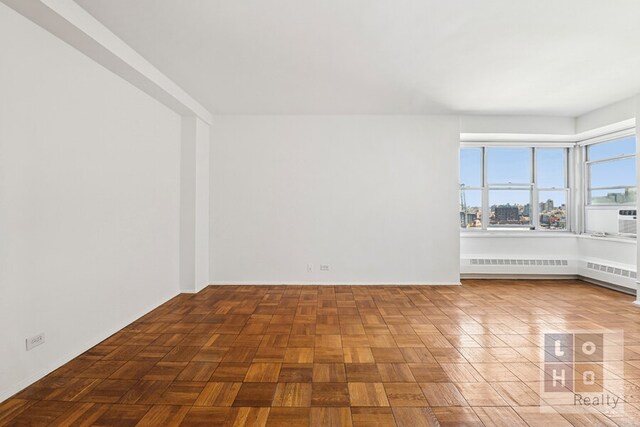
618, 210, 637, 236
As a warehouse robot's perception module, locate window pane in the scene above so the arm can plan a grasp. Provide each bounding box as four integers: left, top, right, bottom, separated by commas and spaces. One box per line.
539, 191, 567, 230
487, 148, 531, 184
588, 136, 636, 161
459, 148, 482, 187
489, 189, 532, 227
590, 188, 636, 205
589, 157, 636, 188
460, 189, 482, 229
537, 148, 565, 188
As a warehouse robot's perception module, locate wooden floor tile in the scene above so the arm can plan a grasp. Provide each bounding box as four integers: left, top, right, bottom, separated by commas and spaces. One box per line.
351, 407, 396, 427
226, 407, 270, 427
283, 348, 314, 363
91, 403, 150, 427
407, 363, 449, 382
344, 347, 375, 363
473, 406, 528, 426
272, 383, 312, 407
233, 383, 278, 407
3, 281, 635, 427
346, 364, 382, 382
278, 364, 313, 382
79, 379, 137, 403
119, 380, 171, 404
136, 404, 190, 426
512, 406, 573, 427
312, 363, 346, 382
181, 406, 231, 426
43, 377, 101, 401
266, 407, 310, 427
176, 361, 219, 381
195, 382, 242, 406
473, 362, 522, 382
311, 383, 350, 406
77, 360, 126, 379
392, 406, 439, 427
399, 348, 436, 363
383, 383, 429, 406
432, 406, 484, 426
154, 381, 205, 405
0, 399, 35, 425
109, 360, 156, 380
245, 363, 282, 382
314, 348, 344, 363
53, 402, 111, 425
348, 383, 389, 406
419, 382, 468, 407
371, 348, 405, 363
376, 363, 415, 382
143, 361, 188, 381
310, 407, 352, 427
490, 381, 540, 406
455, 382, 509, 407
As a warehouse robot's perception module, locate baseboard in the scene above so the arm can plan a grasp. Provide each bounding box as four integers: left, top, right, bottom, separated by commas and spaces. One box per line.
0, 290, 181, 403
209, 281, 462, 286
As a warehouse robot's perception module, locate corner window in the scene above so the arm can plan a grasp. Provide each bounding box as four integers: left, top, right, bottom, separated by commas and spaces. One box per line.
586, 136, 636, 205
460, 146, 569, 231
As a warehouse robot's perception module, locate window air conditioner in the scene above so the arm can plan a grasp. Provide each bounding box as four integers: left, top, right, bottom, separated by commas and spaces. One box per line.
618, 210, 637, 236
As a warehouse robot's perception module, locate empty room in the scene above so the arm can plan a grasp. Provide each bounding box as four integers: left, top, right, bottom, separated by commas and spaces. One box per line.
1, 0, 640, 426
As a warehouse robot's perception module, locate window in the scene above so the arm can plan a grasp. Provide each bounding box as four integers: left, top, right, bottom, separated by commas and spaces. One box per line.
586, 136, 636, 205
459, 146, 569, 231
459, 148, 483, 228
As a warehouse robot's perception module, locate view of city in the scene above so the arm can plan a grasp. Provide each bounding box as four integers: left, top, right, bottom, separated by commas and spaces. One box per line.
590, 187, 636, 205
460, 196, 567, 229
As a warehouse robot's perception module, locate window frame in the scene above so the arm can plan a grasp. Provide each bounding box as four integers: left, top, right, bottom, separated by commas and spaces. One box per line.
584, 135, 636, 207
579, 130, 637, 236
459, 144, 571, 232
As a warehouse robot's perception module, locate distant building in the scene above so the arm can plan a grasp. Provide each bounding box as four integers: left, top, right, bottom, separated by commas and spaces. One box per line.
460, 211, 479, 227
495, 206, 519, 222
540, 199, 554, 212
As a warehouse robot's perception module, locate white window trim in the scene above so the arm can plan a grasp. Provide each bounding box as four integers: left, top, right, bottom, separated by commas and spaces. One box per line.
461, 120, 637, 240
460, 145, 570, 232
580, 131, 637, 237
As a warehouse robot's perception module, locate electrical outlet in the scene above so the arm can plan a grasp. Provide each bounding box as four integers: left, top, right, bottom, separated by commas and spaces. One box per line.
320, 264, 330, 271
26, 333, 45, 351
307, 264, 313, 273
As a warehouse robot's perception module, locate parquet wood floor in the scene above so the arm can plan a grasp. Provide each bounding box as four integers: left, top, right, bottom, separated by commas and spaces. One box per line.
2, 279, 640, 426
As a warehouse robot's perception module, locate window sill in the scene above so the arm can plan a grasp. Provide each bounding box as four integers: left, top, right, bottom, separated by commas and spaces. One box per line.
576, 234, 637, 244
460, 231, 575, 238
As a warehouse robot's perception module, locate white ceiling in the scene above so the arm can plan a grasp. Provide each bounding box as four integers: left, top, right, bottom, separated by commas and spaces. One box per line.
75, 0, 640, 116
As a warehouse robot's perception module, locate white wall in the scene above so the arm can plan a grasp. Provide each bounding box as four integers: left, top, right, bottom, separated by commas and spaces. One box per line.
210, 115, 460, 284
194, 120, 211, 291
0, 4, 182, 401
180, 117, 210, 293
575, 97, 636, 134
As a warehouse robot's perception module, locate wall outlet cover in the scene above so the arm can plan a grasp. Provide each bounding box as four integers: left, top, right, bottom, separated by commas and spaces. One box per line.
26, 333, 45, 351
